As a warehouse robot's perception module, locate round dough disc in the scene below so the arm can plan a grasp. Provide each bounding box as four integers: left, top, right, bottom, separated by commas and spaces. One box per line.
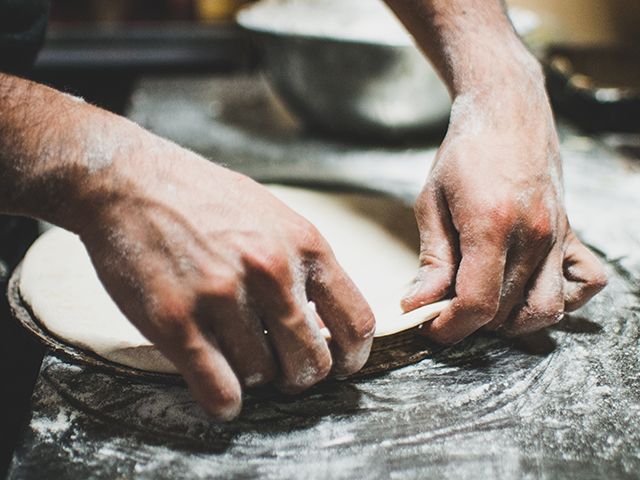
19, 185, 436, 374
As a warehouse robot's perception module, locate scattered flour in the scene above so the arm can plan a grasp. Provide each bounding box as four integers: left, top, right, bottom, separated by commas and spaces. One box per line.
31, 408, 77, 437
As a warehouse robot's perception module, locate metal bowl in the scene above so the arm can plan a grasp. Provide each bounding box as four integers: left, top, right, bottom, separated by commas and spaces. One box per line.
237, 0, 451, 141
237, 1, 544, 142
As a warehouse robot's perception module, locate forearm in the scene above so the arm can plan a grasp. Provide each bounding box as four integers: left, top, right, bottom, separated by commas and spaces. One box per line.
0, 74, 152, 232
386, 2, 605, 343
384, 0, 543, 96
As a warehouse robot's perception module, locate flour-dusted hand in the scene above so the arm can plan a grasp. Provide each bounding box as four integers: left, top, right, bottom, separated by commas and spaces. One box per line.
386, 0, 607, 343
79, 147, 375, 418
0, 74, 375, 420
402, 86, 607, 343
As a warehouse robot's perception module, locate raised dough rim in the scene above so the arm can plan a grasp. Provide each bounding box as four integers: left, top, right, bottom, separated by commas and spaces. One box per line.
9, 260, 449, 385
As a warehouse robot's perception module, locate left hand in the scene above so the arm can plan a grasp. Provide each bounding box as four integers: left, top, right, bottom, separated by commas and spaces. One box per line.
402, 82, 608, 344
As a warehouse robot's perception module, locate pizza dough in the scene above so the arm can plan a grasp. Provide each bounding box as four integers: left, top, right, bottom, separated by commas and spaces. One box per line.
19, 185, 447, 374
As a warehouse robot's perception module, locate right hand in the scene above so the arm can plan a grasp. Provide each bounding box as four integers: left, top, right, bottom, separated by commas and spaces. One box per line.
75, 137, 375, 420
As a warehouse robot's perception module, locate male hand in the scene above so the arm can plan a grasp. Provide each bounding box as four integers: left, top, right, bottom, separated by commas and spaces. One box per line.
0, 74, 374, 420
77, 140, 375, 420
402, 85, 608, 344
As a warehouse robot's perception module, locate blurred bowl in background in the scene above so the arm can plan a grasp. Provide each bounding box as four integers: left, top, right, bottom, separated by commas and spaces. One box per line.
238, 0, 542, 142
238, 0, 449, 141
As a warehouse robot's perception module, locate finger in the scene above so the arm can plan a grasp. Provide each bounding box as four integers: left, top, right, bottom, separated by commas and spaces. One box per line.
502, 246, 565, 336
420, 242, 506, 345
92, 270, 242, 421
249, 266, 333, 393
402, 183, 458, 311
152, 322, 242, 421
483, 236, 552, 331
263, 300, 333, 393
307, 252, 375, 377
198, 295, 278, 389
243, 246, 334, 392
481, 251, 539, 332
563, 233, 608, 311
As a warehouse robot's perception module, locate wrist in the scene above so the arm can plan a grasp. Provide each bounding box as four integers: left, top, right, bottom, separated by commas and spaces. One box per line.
67, 130, 231, 238
448, 54, 550, 135
0, 77, 137, 232
58, 125, 166, 236
450, 35, 544, 98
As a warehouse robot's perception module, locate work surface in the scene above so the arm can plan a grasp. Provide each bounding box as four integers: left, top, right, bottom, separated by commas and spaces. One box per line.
8, 76, 640, 479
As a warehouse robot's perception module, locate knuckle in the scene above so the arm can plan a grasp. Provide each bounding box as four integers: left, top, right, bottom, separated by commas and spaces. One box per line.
485, 197, 518, 226
200, 270, 241, 301
278, 306, 308, 331
467, 198, 517, 245
481, 197, 554, 246
297, 221, 330, 259
243, 243, 290, 281
149, 295, 196, 344
525, 214, 555, 248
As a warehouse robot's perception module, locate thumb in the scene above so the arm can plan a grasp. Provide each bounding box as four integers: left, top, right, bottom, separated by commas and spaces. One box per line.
402, 185, 458, 312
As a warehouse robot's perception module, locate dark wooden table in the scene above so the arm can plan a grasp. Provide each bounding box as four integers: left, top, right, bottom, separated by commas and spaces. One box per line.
8, 76, 640, 479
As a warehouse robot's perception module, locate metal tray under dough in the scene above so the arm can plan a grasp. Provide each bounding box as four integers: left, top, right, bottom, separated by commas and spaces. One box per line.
8, 259, 443, 386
